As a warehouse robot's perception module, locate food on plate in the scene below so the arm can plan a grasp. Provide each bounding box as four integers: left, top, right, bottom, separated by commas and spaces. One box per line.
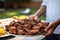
0, 27, 7, 36
6, 18, 49, 35
18, 15, 28, 19
13, 15, 28, 20
13, 16, 19, 20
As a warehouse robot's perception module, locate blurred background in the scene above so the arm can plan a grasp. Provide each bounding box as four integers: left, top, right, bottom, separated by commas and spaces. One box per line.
0, 0, 45, 20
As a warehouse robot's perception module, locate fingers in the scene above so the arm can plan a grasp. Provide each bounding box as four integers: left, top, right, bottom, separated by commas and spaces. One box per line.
44, 26, 49, 32
44, 27, 54, 36
29, 15, 38, 20
44, 23, 52, 32
35, 16, 38, 20
44, 30, 52, 36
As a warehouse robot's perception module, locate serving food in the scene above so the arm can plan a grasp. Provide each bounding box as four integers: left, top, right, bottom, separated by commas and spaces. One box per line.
6, 16, 49, 36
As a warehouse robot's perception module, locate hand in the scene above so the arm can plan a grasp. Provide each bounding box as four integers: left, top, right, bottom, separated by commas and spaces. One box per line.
44, 23, 56, 36
44, 19, 60, 36
29, 15, 39, 20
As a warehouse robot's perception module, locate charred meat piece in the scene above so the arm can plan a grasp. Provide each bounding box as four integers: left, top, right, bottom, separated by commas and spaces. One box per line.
29, 29, 39, 34
17, 29, 24, 35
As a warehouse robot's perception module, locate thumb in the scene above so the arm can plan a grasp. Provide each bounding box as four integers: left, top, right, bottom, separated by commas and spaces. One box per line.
44, 26, 49, 32
34, 16, 38, 20
44, 23, 52, 32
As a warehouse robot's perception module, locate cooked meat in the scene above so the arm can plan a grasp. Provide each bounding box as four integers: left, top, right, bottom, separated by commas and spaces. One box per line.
6, 18, 49, 35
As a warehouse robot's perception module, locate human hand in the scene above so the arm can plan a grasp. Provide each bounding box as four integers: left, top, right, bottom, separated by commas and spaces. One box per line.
44, 18, 60, 36
44, 23, 56, 36
29, 15, 39, 20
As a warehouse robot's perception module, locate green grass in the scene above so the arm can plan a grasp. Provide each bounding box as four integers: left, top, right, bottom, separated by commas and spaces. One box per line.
0, 8, 46, 20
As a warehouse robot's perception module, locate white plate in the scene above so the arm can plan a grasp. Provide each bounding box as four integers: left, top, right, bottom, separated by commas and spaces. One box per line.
0, 18, 14, 38
0, 34, 11, 38
10, 35, 45, 40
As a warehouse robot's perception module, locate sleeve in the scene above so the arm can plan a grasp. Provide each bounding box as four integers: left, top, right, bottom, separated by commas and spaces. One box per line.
41, 0, 48, 6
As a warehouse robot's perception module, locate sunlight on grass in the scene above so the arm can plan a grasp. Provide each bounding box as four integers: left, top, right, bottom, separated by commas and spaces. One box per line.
6, 12, 17, 16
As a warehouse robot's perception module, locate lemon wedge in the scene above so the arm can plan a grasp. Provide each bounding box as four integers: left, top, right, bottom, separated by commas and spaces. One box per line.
0, 28, 5, 34
18, 15, 28, 19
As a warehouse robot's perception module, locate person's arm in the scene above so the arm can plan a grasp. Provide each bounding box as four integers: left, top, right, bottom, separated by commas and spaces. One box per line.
51, 19, 60, 28
29, 5, 46, 20
44, 18, 60, 36
34, 5, 46, 17
46, 18, 60, 30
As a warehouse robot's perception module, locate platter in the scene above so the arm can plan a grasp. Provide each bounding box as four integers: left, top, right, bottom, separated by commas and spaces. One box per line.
0, 33, 11, 38
0, 18, 46, 40
0, 18, 14, 38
